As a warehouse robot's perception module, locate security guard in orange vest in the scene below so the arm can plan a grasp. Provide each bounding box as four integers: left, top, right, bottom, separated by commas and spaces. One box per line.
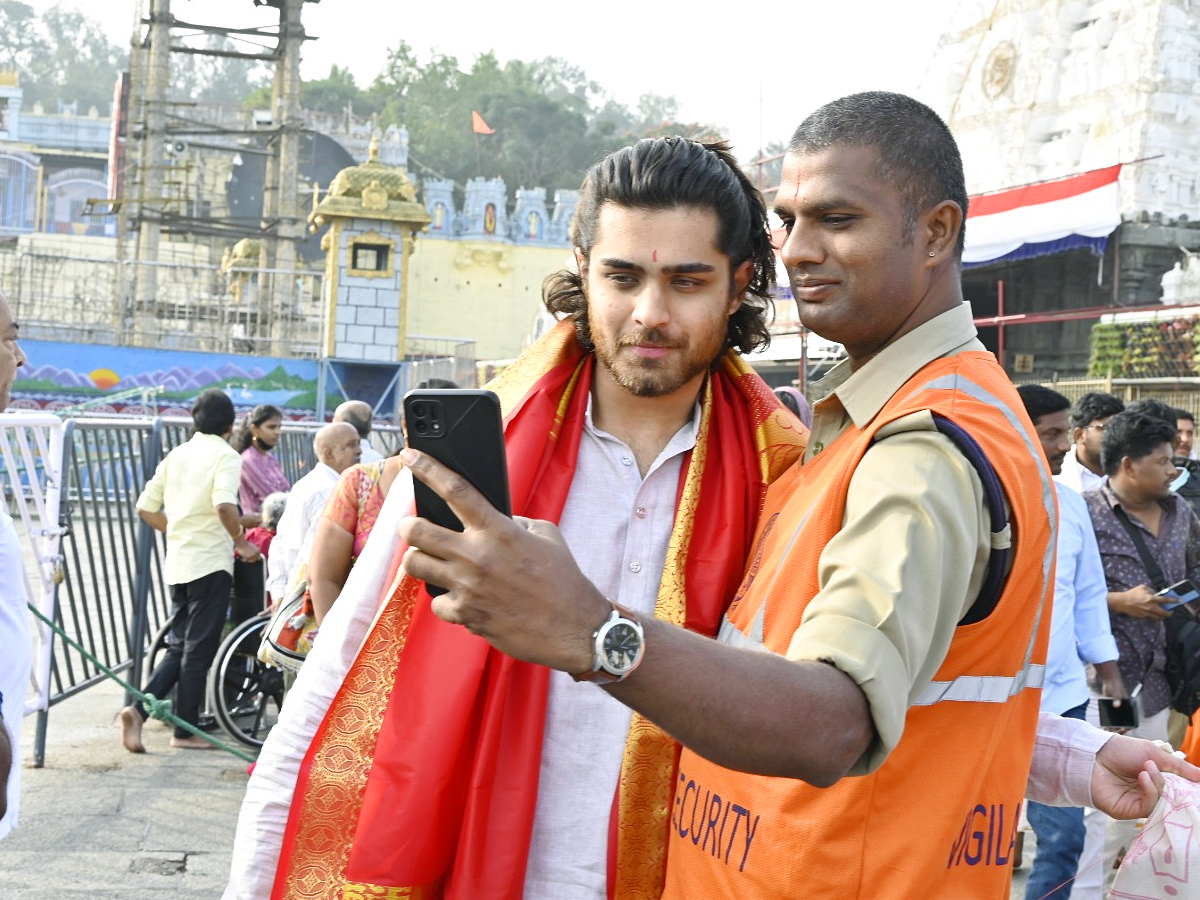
398, 92, 1200, 900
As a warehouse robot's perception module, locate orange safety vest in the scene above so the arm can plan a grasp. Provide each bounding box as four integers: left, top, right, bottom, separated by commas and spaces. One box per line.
663, 351, 1055, 900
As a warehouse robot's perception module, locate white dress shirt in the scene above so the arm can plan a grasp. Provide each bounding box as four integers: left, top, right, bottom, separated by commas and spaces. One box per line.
266, 461, 340, 600
0, 510, 32, 840
1056, 445, 1105, 494
522, 398, 699, 900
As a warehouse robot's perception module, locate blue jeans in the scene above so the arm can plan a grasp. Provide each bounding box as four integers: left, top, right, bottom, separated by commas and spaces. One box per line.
1025, 702, 1088, 900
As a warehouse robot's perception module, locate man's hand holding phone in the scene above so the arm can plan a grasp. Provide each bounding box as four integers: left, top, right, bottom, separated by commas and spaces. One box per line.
1099, 683, 1141, 732
1114, 584, 1176, 620
399, 447, 613, 675
1156, 578, 1200, 611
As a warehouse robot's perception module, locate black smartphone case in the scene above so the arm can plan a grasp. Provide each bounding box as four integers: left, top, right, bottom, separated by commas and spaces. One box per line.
403, 389, 511, 595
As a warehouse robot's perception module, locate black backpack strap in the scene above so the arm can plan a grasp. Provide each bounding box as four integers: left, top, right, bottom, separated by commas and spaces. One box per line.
1111, 506, 1169, 592
929, 414, 1012, 626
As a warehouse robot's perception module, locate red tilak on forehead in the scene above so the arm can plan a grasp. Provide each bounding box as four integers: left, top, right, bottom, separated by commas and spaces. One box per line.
652, 249, 658, 262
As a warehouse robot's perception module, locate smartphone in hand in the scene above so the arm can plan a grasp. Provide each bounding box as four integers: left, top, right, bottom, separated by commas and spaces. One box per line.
1097, 697, 1139, 730
1157, 578, 1200, 611
403, 389, 511, 596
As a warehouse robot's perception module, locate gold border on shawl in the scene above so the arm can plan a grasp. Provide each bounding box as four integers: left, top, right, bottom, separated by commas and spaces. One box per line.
612, 375, 713, 898
341, 880, 440, 899
278, 575, 421, 900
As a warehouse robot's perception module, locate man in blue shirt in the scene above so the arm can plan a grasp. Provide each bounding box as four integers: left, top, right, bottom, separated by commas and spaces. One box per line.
1018, 385, 1127, 899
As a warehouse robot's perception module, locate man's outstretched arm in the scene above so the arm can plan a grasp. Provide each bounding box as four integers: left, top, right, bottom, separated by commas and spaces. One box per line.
398, 448, 874, 787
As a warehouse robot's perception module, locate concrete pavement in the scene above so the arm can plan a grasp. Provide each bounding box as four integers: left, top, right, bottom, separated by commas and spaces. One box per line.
1, 677, 249, 899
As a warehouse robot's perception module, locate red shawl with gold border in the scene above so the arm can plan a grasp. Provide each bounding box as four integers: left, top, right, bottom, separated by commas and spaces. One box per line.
271, 322, 805, 900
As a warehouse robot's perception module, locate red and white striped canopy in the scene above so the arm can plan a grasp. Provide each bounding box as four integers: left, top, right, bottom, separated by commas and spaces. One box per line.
964, 165, 1122, 265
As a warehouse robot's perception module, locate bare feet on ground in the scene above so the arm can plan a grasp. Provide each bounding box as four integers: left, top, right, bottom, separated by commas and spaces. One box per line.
119, 706, 145, 754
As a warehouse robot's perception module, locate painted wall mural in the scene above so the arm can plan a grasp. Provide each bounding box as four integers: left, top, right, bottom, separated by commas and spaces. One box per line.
9, 339, 338, 419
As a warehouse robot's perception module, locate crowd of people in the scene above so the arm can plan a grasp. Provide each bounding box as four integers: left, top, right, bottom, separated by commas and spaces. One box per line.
1016, 386, 1200, 898
4, 89, 1200, 900
113, 399, 391, 753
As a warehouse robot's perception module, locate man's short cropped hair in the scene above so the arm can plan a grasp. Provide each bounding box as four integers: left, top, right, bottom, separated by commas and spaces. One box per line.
1178, 408, 1195, 424
191, 389, 235, 436
1069, 392, 1125, 431
1016, 384, 1071, 424
543, 136, 775, 355
788, 91, 968, 257
1125, 398, 1180, 430
1100, 410, 1177, 476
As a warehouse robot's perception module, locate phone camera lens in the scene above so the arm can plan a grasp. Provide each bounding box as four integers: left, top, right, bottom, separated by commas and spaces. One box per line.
414, 421, 428, 434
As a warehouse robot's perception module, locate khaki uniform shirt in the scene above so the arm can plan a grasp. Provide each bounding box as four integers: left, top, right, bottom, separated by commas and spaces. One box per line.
788, 303, 993, 771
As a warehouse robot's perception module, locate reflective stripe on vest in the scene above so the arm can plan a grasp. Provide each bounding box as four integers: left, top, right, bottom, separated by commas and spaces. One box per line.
912, 663, 1046, 706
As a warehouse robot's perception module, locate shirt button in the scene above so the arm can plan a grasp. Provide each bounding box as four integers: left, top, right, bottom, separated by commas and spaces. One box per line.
621, 455, 633, 466
635, 507, 647, 519
629, 561, 642, 573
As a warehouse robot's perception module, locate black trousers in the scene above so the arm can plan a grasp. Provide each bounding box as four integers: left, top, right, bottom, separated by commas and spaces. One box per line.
230, 558, 264, 626
141, 569, 231, 738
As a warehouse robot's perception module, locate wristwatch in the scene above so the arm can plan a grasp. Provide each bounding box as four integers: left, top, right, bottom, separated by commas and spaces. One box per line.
573, 603, 645, 684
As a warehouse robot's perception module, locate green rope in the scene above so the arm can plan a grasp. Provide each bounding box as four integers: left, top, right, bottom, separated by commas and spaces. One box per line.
26, 602, 257, 764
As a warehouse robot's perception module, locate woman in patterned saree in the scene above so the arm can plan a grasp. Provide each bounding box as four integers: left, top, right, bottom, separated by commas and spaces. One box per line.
306, 455, 404, 625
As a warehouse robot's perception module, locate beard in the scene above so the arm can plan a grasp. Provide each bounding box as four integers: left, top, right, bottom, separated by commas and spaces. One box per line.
592, 326, 723, 398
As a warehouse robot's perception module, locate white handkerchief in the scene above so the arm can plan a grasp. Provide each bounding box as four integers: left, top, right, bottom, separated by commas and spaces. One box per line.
1111, 774, 1200, 898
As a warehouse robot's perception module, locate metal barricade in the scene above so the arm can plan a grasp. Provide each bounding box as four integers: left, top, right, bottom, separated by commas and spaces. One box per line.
3, 412, 403, 765
50, 418, 169, 765
3, 414, 382, 764
0, 413, 67, 766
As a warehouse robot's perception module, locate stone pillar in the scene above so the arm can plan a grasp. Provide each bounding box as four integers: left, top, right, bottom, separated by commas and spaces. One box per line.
132, 0, 172, 346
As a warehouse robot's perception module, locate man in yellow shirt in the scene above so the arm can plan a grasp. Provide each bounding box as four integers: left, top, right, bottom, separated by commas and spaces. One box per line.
123, 389, 261, 751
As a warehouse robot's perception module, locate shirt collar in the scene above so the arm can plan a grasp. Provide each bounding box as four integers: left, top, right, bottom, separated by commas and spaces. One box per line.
1098, 481, 1174, 516
584, 387, 702, 453
810, 302, 982, 429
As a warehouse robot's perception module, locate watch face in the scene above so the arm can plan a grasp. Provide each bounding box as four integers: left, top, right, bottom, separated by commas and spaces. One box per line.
603, 621, 643, 673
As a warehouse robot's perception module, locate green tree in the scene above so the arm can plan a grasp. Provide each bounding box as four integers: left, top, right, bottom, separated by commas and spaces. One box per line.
172, 35, 273, 108
361, 42, 722, 194
14, 4, 126, 113
0, 1, 49, 73
745, 140, 787, 192
304, 64, 377, 117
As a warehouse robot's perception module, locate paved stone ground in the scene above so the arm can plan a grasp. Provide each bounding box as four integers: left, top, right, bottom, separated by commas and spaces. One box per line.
1, 677, 250, 899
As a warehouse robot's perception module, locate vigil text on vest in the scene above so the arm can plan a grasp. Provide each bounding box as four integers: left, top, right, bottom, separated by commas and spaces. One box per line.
947, 802, 1020, 868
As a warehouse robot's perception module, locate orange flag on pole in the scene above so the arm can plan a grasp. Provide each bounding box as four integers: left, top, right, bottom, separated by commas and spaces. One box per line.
471, 110, 495, 134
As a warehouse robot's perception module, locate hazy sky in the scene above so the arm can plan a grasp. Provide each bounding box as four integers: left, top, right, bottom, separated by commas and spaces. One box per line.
33, 0, 974, 157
